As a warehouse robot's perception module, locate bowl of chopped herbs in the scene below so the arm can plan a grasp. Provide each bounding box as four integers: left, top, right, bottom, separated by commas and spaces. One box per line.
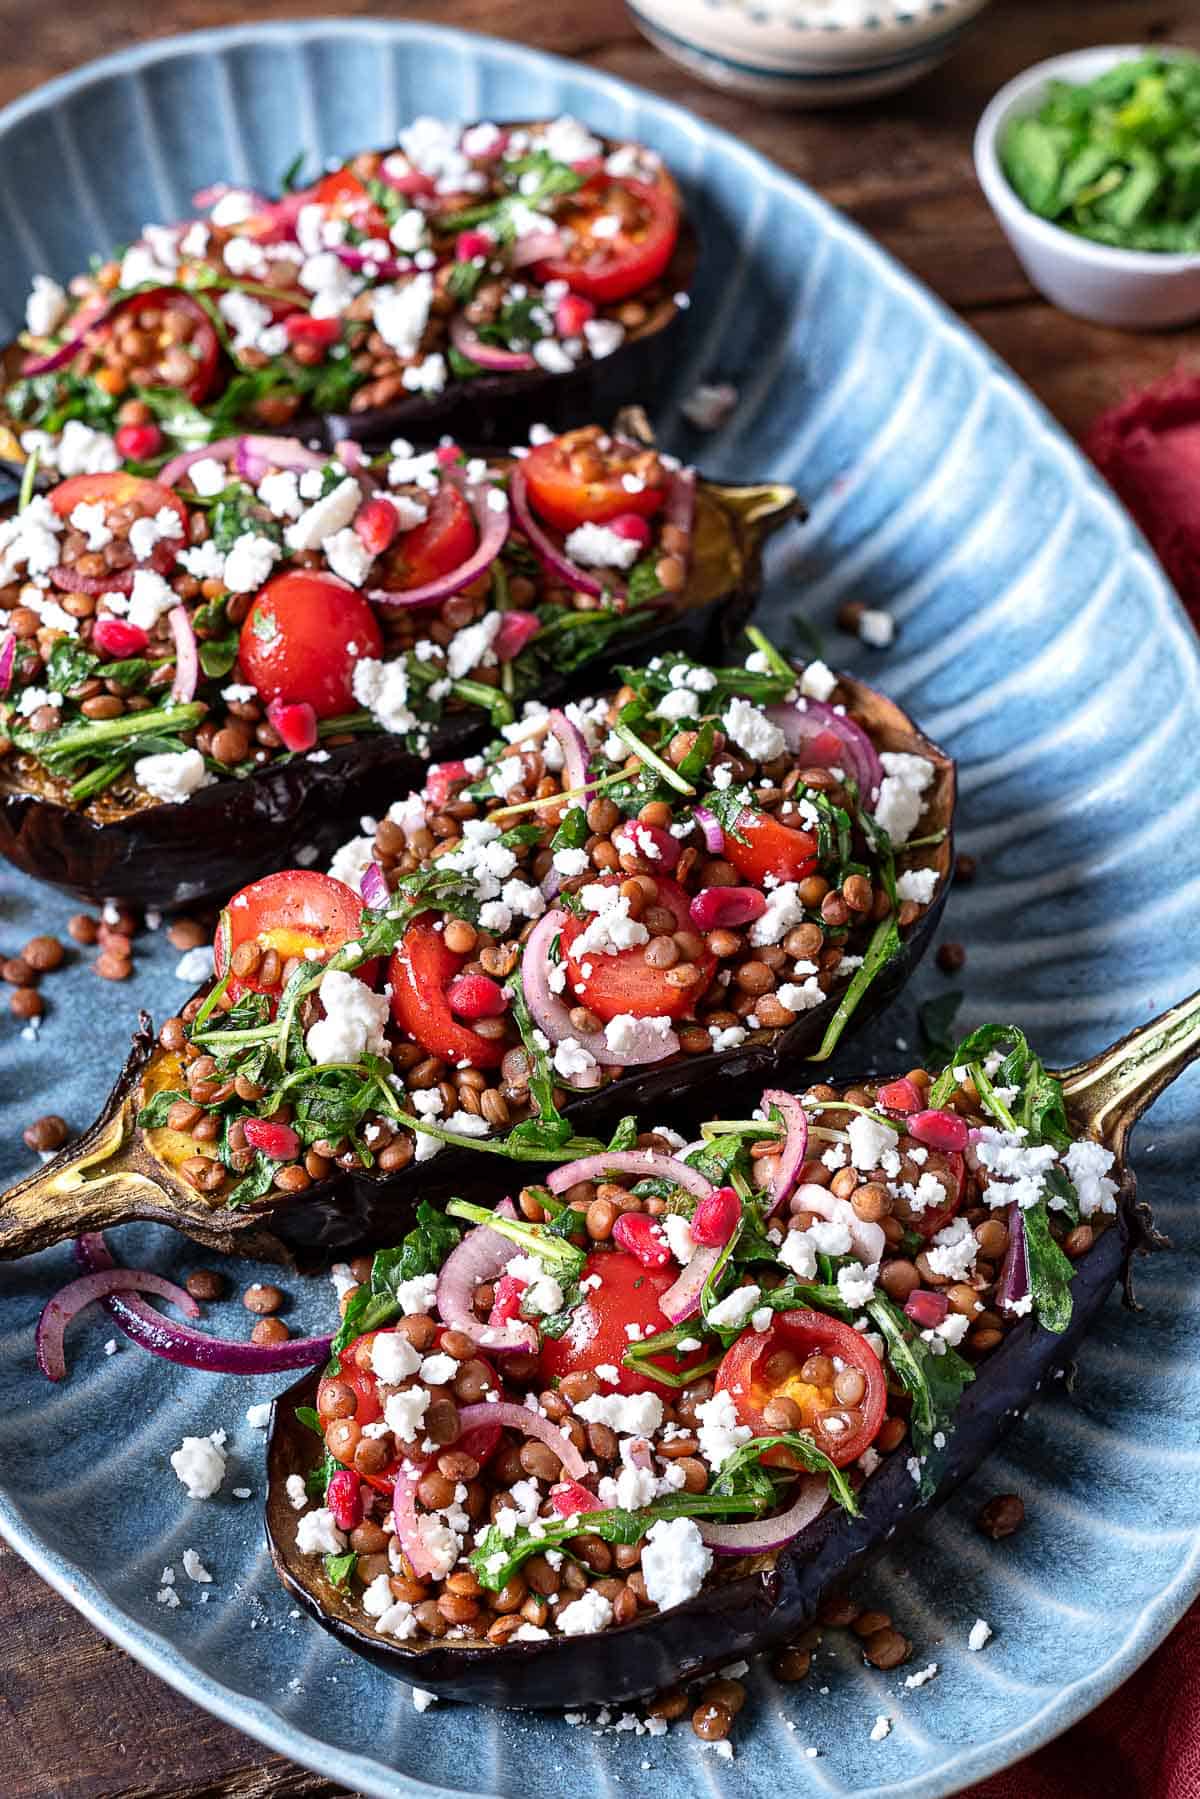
975, 45, 1200, 329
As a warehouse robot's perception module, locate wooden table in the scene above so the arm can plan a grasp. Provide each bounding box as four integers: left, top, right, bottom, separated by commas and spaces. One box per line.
2, 1, 1196, 1793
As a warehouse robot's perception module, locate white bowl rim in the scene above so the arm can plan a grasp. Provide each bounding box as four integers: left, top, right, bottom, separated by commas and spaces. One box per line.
635, 0, 993, 58
974, 41, 1200, 273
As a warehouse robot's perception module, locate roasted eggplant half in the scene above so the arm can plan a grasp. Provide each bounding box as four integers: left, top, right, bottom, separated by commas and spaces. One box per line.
261, 996, 1194, 1707
2, 120, 694, 457
0, 649, 953, 1262
0, 422, 796, 907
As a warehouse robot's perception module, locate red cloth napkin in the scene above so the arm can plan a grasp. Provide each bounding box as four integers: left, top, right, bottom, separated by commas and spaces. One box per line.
1086, 370, 1200, 626
963, 1599, 1200, 1799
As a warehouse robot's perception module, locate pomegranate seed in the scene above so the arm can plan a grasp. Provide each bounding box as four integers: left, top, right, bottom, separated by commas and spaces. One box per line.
907, 1109, 970, 1153
691, 1186, 741, 1248
114, 421, 162, 461
425, 760, 469, 809
549, 1479, 600, 1519
265, 699, 318, 753
243, 1118, 301, 1160
455, 229, 491, 261
877, 1077, 922, 1116
92, 616, 149, 659
354, 495, 401, 557
689, 886, 768, 931
555, 294, 596, 338
612, 1211, 672, 1268
326, 1469, 364, 1531
615, 819, 681, 869
492, 610, 541, 662
488, 1272, 527, 1327
447, 973, 509, 1020
283, 312, 340, 347
606, 511, 652, 546
435, 443, 460, 467
905, 1289, 950, 1329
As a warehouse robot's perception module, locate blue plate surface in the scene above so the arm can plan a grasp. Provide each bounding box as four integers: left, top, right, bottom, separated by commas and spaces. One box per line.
1, 20, 1199, 1799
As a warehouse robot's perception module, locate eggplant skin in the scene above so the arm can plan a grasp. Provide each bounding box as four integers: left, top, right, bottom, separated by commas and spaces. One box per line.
0, 474, 775, 911
265, 1205, 1125, 1708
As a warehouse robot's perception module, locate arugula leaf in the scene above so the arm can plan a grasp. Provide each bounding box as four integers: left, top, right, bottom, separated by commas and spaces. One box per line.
709, 1431, 858, 1515
295, 1405, 322, 1435
324, 1550, 357, 1586
811, 911, 901, 1063
867, 1292, 973, 1496
280, 151, 308, 192
135, 1088, 189, 1129
307, 1444, 340, 1500
224, 1151, 280, 1209
1021, 1200, 1076, 1333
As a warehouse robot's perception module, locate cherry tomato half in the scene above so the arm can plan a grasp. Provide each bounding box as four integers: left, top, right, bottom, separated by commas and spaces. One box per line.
375, 482, 477, 593
722, 808, 819, 888
238, 570, 383, 718
559, 874, 716, 1024
388, 914, 506, 1069
49, 471, 190, 590
215, 869, 369, 1004
104, 286, 221, 403
534, 175, 680, 305
521, 436, 667, 534
538, 1250, 709, 1398
714, 1308, 887, 1469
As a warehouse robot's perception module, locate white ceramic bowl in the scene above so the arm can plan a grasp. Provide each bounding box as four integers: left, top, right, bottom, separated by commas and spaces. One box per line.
625, 0, 993, 109
975, 43, 1200, 330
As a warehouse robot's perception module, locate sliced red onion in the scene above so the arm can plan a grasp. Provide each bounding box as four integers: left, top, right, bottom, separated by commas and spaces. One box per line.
50, 561, 134, 598
547, 1149, 713, 1199
760, 1089, 809, 1218
360, 861, 390, 908
367, 476, 508, 610
766, 697, 883, 806
691, 804, 724, 855
0, 631, 15, 695
376, 161, 436, 198
234, 436, 271, 485
456, 1402, 589, 1481
520, 908, 676, 1077
539, 866, 562, 903
509, 230, 567, 268
450, 311, 536, 373
665, 466, 697, 557
790, 1186, 885, 1267
493, 609, 540, 662
997, 1203, 1030, 1315
547, 709, 593, 803
37, 1266, 199, 1380
333, 438, 364, 472
434, 1202, 538, 1354
168, 607, 199, 704
660, 1245, 722, 1324
393, 1461, 439, 1578
699, 1474, 828, 1556
334, 245, 412, 280
21, 294, 116, 376
72, 1233, 331, 1373
509, 463, 612, 601
159, 435, 328, 490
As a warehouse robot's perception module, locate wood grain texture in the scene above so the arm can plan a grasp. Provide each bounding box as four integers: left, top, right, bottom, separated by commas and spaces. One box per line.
2, 0, 1198, 1793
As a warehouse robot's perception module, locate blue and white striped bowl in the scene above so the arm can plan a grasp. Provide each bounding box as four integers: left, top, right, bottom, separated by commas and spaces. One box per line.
0, 20, 1198, 1799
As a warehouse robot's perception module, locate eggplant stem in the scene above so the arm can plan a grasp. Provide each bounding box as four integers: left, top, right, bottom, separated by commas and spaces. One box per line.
1058, 986, 1200, 1156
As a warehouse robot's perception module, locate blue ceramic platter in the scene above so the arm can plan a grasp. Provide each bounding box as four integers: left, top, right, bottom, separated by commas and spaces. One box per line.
1, 21, 1198, 1799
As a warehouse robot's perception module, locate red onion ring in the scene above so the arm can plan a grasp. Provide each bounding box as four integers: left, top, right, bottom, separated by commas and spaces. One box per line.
508, 462, 614, 601
434, 1201, 538, 1354
450, 311, 536, 373
21, 294, 116, 376
158, 435, 329, 490
49, 562, 134, 598
997, 1202, 1030, 1314
547, 1149, 712, 1199
392, 1460, 440, 1578
333, 246, 412, 281
37, 1265, 199, 1380
72, 1233, 332, 1373
168, 606, 199, 704
660, 1245, 722, 1325
519, 909, 678, 1076
698, 1474, 828, 1556
366, 475, 508, 610
359, 861, 390, 909
547, 709, 593, 802
766, 696, 884, 806
760, 1089, 808, 1218
691, 804, 724, 855
0, 630, 15, 695
509, 230, 567, 268
456, 1402, 589, 1481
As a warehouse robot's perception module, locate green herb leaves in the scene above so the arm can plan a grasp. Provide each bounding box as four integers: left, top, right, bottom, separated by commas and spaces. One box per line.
867, 1293, 973, 1497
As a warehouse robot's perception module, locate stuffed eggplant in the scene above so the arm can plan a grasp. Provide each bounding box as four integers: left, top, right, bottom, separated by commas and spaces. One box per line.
2, 119, 694, 456
261, 994, 1196, 1707
0, 643, 953, 1261
0, 422, 796, 906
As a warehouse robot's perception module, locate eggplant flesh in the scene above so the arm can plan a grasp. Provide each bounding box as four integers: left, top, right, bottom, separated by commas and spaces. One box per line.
0, 674, 953, 1263
263, 1160, 1130, 1709
0, 474, 795, 909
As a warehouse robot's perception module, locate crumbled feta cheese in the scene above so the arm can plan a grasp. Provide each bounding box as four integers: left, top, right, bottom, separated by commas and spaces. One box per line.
553, 1036, 598, 1083
134, 749, 213, 805
904, 1663, 939, 1690
25, 274, 67, 337
749, 881, 805, 947
296, 1508, 347, 1556
571, 886, 649, 958
661, 1211, 695, 1265
723, 696, 785, 763
870, 1715, 892, 1741
446, 610, 503, 680
975, 1127, 1059, 1210
778, 1229, 818, 1281
641, 1517, 712, 1610
799, 660, 838, 702
245, 1402, 272, 1430
223, 531, 281, 594
968, 1618, 993, 1652
372, 274, 434, 358
707, 1284, 762, 1330
305, 969, 390, 1064
694, 1389, 752, 1470
873, 752, 935, 846
602, 1013, 676, 1060
557, 1589, 614, 1636
895, 867, 939, 905
175, 946, 213, 983
1063, 1138, 1119, 1217
680, 382, 738, 431
370, 1331, 423, 1384
352, 657, 417, 734
412, 1687, 438, 1712
170, 1432, 226, 1499
837, 1261, 879, 1309
582, 318, 625, 360
187, 457, 229, 499
858, 608, 894, 648
504, 1252, 564, 1317
848, 1112, 896, 1171
573, 1391, 664, 1435
563, 522, 640, 570
182, 1548, 213, 1584
285, 478, 362, 553
126, 568, 180, 631
777, 977, 825, 1013
286, 1474, 308, 1510
384, 1386, 431, 1443
925, 1216, 979, 1282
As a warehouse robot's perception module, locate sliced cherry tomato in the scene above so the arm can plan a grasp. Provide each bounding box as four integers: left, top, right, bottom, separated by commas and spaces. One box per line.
521, 436, 666, 534
104, 286, 221, 403
534, 175, 680, 304
538, 1250, 709, 1398
714, 1308, 887, 1469
320, 1329, 501, 1492
722, 809, 819, 887
375, 483, 477, 593
892, 1150, 965, 1241
559, 873, 715, 1024
214, 869, 369, 1004
238, 570, 383, 718
49, 472, 190, 586
388, 914, 506, 1069
313, 165, 370, 211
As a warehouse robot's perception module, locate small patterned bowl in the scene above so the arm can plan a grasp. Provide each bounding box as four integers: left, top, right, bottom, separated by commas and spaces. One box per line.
625, 0, 993, 108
